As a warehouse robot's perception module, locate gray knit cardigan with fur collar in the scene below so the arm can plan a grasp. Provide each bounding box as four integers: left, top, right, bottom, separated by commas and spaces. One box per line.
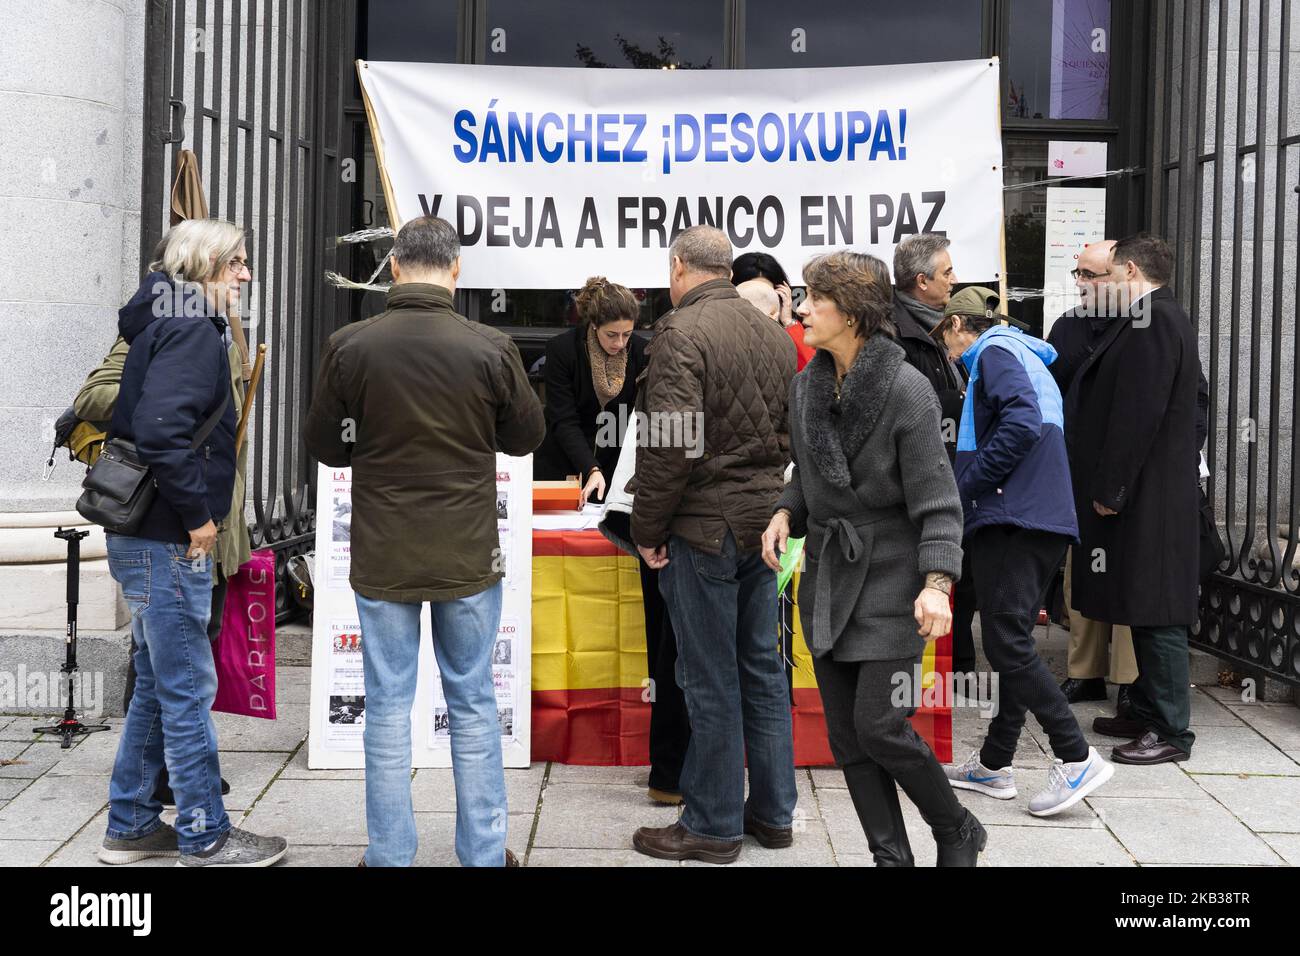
776, 333, 964, 662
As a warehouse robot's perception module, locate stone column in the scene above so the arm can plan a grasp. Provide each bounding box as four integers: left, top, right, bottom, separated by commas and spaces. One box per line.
0, 0, 148, 714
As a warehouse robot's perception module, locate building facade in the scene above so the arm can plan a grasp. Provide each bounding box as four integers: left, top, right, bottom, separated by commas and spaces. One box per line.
2, 0, 1297, 710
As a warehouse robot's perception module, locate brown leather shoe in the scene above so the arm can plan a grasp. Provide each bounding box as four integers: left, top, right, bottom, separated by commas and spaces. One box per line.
743, 812, 794, 849
1112, 731, 1190, 765
1093, 715, 1147, 738
632, 822, 742, 864
505, 849, 520, 867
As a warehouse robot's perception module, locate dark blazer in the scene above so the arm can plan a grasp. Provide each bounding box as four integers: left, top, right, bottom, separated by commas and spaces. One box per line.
1064, 286, 1201, 626
533, 326, 647, 489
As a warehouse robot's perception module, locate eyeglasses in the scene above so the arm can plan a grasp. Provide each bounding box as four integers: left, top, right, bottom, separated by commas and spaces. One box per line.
227, 257, 253, 277
1070, 268, 1107, 280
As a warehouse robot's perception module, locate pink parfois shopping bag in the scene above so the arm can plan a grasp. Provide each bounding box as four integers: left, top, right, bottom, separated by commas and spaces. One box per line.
212, 549, 277, 719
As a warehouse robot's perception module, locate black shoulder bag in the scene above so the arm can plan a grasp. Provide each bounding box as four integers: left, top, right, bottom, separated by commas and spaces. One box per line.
76, 392, 229, 535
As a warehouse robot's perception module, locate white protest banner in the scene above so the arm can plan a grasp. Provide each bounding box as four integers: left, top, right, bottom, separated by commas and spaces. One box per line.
357, 59, 1005, 287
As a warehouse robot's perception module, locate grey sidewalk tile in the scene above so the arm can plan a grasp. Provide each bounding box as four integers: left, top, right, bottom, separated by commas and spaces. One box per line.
528, 847, 678, 867
977, 823, 1136, 866
44, 729, 121, 777
279, 744, 366, 780
545, 764, 648, 786
0, 718, 56, 742
0, 746, 62, 780
1188, 690, 1251, 727
532, 782, 679, 849
1091, 761, 1209, 800
0, 779, 30, 800
1223, 702, 1300, 750
1259, 833, 1300, 866
810, 767, 845, 790
1089, 796, 1282, 865
239, 777, 368, 845
281, 845, 366, 867
211, 707, 308, 752
0, 840, 62, 866
411, 763, 545, 814
0, 776, 107, 842
1191, 773, 1300, 833
1180, 726, 1300, 776
217, 750, 294, 813
950, 721, 1053, 769
274, 667, 313, 705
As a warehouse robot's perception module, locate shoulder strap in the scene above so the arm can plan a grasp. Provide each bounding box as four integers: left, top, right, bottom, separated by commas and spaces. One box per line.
190, 388, 230, 450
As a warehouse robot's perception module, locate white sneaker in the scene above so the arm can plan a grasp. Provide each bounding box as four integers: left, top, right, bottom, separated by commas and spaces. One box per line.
1028, 747, 1114, 817
945, 750, 1017, 799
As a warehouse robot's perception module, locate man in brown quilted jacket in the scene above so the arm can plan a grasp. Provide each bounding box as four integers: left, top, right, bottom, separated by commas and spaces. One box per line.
630, 225, 798, 864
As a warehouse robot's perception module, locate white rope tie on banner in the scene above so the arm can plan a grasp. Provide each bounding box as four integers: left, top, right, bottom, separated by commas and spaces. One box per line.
1002, 165, 1140, 191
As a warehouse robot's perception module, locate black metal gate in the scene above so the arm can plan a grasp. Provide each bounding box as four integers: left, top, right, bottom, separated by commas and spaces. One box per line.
1150, 0, 1300, 686
139, 0, 353, 620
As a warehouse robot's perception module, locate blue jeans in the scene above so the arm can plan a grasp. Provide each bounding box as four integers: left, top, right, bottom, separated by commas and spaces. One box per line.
105, 534, 230, 853
355, 582, 508, 867
658, 532, 797, 841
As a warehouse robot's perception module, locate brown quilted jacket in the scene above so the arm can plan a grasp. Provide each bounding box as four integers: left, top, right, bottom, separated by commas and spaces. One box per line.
630, 278, 796, 554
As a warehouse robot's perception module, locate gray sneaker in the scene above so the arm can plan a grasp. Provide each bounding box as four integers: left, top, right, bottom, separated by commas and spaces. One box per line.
98, 824, 180, 865
1028, 746, 1114, 817
945, 751, 1017, 799
177, 827, 288, 867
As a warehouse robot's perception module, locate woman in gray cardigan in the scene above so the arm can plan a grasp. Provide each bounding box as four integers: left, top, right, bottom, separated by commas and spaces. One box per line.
761, 251, 985, 867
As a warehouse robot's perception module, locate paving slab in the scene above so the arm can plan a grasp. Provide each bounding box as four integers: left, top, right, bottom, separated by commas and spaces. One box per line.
0, 779, 30, 801
1259, 833, 1300, 866
216, 750, 293, 813
1089, 796, 1281, 865
211, 706, 308, 752
1223, 701, 1300, 750
0, 775, 107, 842
239, 777, 369, 845
1190, 773, 1300, 832
978, 822, 1136, 867
1091, 760, 1209, 800
411, 763, 545, 815
527, 847, 677, 867
274, 666, 313, 705
43, 729, 121, 776
1188, 690, 1251, 726
0, 746, 64, 780
410, 812, 529, 866
1180, 726, 1300, 776
279, 743, 367, 780
532, 782, 680, 849
0, 839, 62, 866
544, 764, 648, 786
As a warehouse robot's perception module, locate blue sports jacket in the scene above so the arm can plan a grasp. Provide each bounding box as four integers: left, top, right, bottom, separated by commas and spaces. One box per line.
955, 326, 1078, 539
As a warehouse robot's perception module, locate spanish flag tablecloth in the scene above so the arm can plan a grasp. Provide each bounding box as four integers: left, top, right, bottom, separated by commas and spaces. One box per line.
530, 529, 952, 766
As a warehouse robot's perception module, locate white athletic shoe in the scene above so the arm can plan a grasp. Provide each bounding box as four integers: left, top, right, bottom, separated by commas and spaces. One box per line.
945, 750, 1017, 799
1028, 746, 1114, 817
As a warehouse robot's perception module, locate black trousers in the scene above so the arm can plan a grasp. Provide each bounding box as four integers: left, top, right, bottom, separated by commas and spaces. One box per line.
1128, 624, 1195, 754
638, 559, 691, 792
968, 526, 1089, 769
951, 549, 978, 673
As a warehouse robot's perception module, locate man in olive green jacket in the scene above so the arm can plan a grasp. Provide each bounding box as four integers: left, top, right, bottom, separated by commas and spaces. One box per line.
303, 216, 543, 867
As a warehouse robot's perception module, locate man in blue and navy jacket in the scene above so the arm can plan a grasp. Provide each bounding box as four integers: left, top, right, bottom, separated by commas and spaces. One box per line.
934, 289, 1113, 820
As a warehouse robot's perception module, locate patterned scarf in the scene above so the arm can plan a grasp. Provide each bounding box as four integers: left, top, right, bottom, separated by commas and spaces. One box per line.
586, 323, 628, 408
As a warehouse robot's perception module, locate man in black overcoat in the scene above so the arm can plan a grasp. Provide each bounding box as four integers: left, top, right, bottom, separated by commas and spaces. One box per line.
1064, 234, 1200, 764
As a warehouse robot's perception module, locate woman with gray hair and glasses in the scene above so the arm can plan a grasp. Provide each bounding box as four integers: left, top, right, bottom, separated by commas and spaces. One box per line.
761, 250, 985, 867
